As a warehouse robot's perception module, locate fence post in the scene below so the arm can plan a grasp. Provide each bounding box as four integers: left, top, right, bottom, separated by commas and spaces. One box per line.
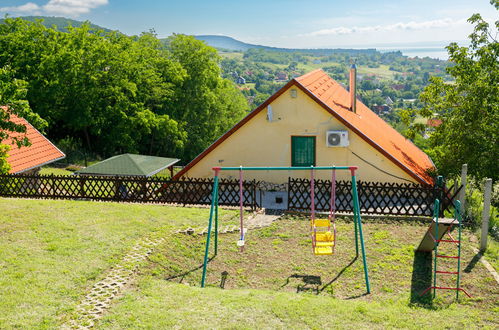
80, 177, 86, 198
459, 164, 467, 213
287, 177, 291, 211
252, 180, 257, 210
115, 178, 121, 201
142, 179, 148, 202
480, 178, 492, 252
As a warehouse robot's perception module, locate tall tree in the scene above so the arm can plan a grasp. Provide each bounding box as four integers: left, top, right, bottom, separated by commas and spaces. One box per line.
409, 1, 498, 180
0, 18, 187, 158
167, 34, 249, 160
0, 19, 249, 163
0, 65, 45, 173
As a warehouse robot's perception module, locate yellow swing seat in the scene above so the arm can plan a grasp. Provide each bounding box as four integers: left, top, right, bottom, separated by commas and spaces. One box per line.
314, 232, 335, 255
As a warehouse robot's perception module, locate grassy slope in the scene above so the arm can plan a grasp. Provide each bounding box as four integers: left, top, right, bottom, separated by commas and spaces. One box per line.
100, 281, 488, 329
218, 50, 398, 81
101, 216, 498, 328
0, 198, 239, 328
485, 238, 499, 270
39, 166, 73, 176
219, 51, 244, 60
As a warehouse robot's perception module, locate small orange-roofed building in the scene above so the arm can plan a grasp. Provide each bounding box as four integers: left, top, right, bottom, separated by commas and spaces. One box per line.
174, 68, 435, 186
2, 113, 65, 174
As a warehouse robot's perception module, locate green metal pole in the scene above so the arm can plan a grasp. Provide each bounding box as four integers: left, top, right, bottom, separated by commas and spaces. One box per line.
201, 175, 220, 288
455, 200, 462, 300
214, 185, 219, 255
433, 198, 440, 298
351, 172, 370, 294
352, 178, 359, 257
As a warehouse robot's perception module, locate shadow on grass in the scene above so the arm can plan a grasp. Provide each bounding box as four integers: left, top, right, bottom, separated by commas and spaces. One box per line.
463, 251, 482, 273
153, 255, 216, 284
281, 274, 323, 294
318, 256, 358, 294
280, 256, 359, 296
409, 251, 433, 307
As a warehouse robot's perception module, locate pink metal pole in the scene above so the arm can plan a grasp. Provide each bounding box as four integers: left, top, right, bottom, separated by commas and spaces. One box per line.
239, 168, 244, 238
310, 167, 316, 252
239, 167, 244, 251
329, 169, 336, 222
331, 168, 337, 253
311, 167, 315, 221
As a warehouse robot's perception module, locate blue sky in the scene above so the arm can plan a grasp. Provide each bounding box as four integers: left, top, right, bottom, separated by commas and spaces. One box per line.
0, 0, 496, 47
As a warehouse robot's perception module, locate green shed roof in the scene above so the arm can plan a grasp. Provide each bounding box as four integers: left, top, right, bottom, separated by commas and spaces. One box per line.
75, 154, 180, 177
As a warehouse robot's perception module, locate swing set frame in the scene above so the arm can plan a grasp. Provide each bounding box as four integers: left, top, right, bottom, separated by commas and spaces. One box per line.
200, 165, 371, 294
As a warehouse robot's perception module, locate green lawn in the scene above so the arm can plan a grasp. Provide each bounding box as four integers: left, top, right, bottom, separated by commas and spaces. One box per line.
101, 216, 498, 329
0, 198, 238, 328
219, 51, 244, 60
1, 199, 497, 329
39, 166, 74, 176
100, 280, 490, 329
357, 64, 397, 80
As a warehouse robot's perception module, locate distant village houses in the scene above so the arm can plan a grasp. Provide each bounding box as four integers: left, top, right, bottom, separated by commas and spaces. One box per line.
275, 72, 288, 81
236, 76, 246, 84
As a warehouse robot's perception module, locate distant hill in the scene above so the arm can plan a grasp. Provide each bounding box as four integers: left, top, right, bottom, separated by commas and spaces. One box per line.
0, 16, 112, 33
194, 35, 266, 51
1, 17, 378, 55
194, 35, 378, 55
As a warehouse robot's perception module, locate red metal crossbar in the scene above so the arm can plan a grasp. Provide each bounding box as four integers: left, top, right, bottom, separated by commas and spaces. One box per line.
436, 270, 459, 275
436, 239, 460, 243
446, 232, 460, 246
421, 286, 472, 298
436, 254, 460, 259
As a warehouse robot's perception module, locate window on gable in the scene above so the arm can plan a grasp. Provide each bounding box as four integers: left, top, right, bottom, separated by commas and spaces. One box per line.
291, 136, 316, 167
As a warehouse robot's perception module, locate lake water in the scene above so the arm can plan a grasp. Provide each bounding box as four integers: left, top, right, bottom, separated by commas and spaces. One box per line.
379, 47, 449, 60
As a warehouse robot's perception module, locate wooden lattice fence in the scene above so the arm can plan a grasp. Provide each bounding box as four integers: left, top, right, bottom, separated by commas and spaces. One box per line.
0, 174, 459, 217
0, 174, 258, 209
288, 178, 441, 216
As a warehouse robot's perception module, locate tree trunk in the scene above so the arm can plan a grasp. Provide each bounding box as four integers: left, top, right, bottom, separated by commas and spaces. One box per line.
83, 127, 92, 152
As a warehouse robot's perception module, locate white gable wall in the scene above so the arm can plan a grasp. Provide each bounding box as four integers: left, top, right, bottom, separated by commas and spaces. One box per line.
182, 87, 415, 184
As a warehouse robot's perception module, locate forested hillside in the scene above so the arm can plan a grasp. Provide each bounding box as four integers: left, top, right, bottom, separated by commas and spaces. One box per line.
0, 17, 248, 167
0, 16, 110, 32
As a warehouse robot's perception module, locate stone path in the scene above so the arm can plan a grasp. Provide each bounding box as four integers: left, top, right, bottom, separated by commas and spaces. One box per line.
63, 237, 165, 329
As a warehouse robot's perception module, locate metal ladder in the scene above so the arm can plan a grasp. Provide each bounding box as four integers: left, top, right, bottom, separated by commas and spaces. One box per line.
422, 199, 471, 299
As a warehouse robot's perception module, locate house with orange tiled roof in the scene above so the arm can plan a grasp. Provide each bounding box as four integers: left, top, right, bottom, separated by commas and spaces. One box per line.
2, 113, 65, 174
174, 67, 435, 186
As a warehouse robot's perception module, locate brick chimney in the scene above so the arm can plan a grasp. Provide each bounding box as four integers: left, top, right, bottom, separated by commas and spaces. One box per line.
349, 64, 357, 113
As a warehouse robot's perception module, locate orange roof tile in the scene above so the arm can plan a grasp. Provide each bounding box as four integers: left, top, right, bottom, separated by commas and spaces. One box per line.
2, 113, 65, 173
295, 69, 434, 184
174, 69, 435, 185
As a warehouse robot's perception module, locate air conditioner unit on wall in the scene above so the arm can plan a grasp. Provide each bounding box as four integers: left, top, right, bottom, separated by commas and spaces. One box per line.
326, 130, 349, 147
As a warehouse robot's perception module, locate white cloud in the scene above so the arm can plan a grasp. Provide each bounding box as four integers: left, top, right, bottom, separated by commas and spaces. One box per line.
0, 0, 108, 17
43, 0, 108, 15
0, 2, 41, 14
303, 18, 467, 37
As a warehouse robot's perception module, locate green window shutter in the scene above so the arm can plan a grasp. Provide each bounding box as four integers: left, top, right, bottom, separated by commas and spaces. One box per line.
291, 136, 316, 167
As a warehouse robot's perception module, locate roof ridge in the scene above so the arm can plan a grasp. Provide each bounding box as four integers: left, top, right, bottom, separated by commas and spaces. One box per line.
126, 153, 148, 176
295, 68, 325, 82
